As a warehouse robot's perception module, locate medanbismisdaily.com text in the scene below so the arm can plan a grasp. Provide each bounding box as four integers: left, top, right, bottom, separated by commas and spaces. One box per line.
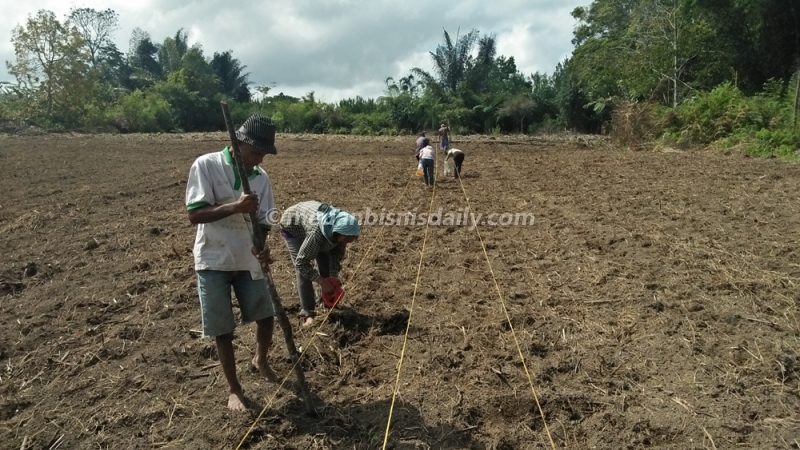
271, 207, 535, 231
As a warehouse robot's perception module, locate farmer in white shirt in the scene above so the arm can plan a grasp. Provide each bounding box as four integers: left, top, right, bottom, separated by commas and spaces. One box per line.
418, 143, 436, 186
185, 114, 279, 412
414, 132, 427, 161
445, 148, 465, 178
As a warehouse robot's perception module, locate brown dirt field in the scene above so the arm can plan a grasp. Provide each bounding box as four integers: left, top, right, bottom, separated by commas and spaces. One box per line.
0, 133, 798, 450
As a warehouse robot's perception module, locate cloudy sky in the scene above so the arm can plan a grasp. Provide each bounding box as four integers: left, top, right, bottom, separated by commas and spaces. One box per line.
1, 0, 587, 102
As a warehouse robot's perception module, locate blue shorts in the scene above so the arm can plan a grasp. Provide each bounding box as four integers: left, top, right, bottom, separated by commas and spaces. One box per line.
196, 270, 274, 337
440, 138, 450, 151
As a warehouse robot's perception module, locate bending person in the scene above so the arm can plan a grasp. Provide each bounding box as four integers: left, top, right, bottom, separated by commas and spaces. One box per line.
445, 148, 465, 178
280, 201, 360, 326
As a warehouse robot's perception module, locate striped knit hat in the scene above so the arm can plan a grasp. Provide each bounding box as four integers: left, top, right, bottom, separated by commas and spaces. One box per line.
236, 114, 277, 154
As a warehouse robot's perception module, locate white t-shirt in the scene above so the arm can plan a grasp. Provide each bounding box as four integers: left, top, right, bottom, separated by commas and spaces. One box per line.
186, 147, 276, 280
419, 145, 435, 160
446, 149, 464, 158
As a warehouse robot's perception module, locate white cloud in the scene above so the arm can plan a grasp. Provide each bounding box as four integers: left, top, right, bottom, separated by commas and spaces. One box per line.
0, 0, 585, 101
486, 4, 580, 76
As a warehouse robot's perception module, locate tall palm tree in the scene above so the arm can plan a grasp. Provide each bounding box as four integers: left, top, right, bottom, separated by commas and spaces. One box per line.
127, 28, 161, 87
158, 28, 188, 76
210, 50, 251, 102
465, 34, 497, 94
413, 28, 479, 94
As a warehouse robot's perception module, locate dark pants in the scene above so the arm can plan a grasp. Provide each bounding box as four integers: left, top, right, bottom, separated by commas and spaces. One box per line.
453, 153, 465, 178
420, 158, 435, 185
282, 232, 330, 317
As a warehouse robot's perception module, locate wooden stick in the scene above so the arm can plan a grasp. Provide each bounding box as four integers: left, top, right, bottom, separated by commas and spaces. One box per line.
793, 68, 799, 133
220, 102, 316, 416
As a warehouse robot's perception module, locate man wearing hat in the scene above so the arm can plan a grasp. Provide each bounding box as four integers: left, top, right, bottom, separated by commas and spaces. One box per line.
438, 123, 450, 154
185, 113, 279, 412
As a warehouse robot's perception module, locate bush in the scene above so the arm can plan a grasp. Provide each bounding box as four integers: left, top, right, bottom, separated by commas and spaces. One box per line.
114, 90, 173, 132
151, 79, 212, 131
0, 92, 36, 124
673, 82, 751, 144
528, 116, 564, 134
350, 111, 392, 135
81, 103, 115, 131
270, 111, 285, 130
746, 128, 800, 157
609, 99, 664, 148
747, 79, 789, 129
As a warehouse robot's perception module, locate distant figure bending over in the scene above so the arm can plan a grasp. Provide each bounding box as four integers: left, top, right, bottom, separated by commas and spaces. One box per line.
280, 201, 360, 327
445, 148, 465, 178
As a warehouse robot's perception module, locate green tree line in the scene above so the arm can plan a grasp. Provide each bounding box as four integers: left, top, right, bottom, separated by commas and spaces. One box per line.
1, 4, 799, 155
567, 0, 800, 156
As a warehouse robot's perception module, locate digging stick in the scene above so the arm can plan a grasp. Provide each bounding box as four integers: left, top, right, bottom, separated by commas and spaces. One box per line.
793, 68, 799, 133
219, 101, 316, 416
446, 119, 452, 156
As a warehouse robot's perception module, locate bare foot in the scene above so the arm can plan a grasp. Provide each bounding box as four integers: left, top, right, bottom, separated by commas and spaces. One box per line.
302, 317, 315, 328
252, 355, 279, 382
227, 391, 248, 412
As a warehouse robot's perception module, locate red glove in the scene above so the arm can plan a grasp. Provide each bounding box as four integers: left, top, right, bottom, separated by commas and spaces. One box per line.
321, 277, 345, 308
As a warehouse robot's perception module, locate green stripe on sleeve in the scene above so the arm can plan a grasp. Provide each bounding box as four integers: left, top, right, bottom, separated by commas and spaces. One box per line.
187, 202, 210, 211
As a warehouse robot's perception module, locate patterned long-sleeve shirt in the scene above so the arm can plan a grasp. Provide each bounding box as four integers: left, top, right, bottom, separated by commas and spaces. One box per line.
280, 201, 346, 281
415, 136, 427, 157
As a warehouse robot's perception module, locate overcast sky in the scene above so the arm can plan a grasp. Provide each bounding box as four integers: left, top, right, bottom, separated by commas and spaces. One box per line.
1, 0, 587, 102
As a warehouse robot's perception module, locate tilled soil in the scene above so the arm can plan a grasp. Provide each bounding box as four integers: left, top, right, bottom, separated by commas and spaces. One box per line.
0, 133, 798, 449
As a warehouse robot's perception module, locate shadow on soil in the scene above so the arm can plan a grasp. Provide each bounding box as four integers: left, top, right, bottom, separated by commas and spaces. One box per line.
241, 397, 483, 450
327, 307, 415, 347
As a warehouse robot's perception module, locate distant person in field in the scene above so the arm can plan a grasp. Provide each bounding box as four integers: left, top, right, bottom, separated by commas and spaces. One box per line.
445, 148, 465, 178
418, 141, 436, 186
415, 137, 430, 163
414, 132, 427, 161
438, 123, 450, 153
280, 201, 360, 327
185, 113, 280, 412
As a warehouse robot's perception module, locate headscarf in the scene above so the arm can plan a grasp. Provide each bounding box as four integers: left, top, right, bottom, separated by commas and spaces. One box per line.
317, 203, 360, 243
